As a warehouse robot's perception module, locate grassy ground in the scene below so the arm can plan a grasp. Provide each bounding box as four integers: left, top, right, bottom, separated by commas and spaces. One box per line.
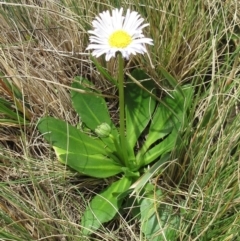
0, 0, 239, 240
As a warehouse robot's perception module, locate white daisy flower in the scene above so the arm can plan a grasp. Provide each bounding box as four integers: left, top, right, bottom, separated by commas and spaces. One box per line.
86, 8, 153, 61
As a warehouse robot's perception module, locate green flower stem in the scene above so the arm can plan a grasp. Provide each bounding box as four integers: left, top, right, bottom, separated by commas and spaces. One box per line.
109, 134, 125, 166
118, 53, 128, 167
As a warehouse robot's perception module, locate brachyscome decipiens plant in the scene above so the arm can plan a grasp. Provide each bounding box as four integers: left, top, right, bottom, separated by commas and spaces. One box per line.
38, 8, 192, 239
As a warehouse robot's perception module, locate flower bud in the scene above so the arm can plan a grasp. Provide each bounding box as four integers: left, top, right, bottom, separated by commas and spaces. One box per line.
95, 123, 111, 138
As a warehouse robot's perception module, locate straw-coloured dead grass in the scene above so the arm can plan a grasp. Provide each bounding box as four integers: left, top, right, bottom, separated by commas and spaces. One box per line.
0, 1, 240, 240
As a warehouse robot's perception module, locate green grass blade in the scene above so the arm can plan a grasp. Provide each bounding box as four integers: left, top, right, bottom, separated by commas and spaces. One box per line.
90, 56, 118, 86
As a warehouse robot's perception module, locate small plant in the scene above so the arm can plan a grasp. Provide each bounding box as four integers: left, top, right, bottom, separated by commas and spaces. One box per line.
38, 8, 193, 238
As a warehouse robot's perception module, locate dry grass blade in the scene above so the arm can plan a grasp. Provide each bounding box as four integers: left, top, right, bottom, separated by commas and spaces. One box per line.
0, 0, 240, 240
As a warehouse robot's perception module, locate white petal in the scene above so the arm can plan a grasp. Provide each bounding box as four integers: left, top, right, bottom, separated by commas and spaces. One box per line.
87, 8, 153, 61
133, 38, 153, 45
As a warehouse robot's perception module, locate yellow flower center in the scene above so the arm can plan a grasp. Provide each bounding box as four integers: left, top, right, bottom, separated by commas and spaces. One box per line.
108, 30, 132, 48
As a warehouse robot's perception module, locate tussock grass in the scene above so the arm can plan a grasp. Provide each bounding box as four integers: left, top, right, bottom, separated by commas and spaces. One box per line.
0, 0, 239, 240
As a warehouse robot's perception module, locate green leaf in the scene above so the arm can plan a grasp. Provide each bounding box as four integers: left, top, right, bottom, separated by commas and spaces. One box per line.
136, 85, 193, 165
38, 117, 123, 178
71, 77, 119, 151
130, 154, 170, 196
159, 65, 184, 96
140, 130, 177, 166
140, 189, 180, 241
81, 176, 131, 235
71, 77, 114, 132
38, 117, 106, 154
140, 191, 162, 241
56, 150, 122, 178
121, 167, 139, 178
125, 69, 156, 149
